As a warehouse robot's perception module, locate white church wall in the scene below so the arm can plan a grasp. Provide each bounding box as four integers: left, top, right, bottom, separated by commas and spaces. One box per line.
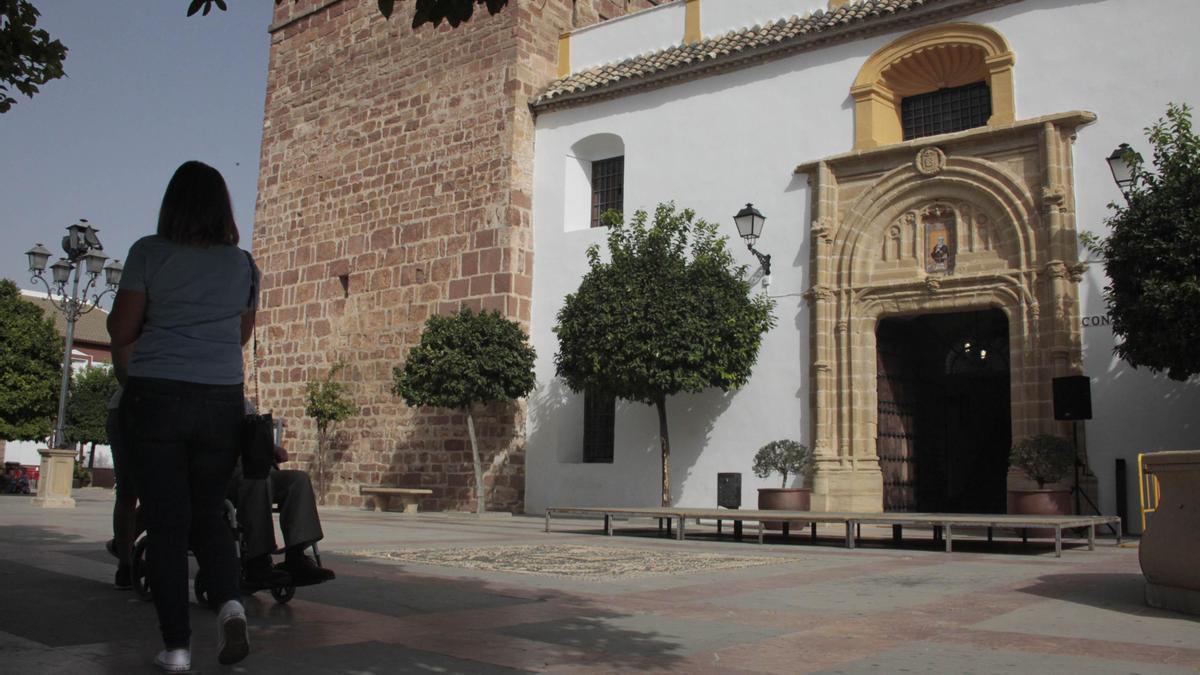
570, 1, 686, 73
528, 0, 1200, 520
701, 0, 828, 38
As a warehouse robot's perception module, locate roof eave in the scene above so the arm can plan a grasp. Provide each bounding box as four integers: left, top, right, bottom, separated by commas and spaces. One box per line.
531, 0, 1022, 115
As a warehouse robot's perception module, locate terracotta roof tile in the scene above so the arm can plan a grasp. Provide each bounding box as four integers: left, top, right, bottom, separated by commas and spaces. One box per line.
533, 0, 1011, 111
21, 292, 111, 347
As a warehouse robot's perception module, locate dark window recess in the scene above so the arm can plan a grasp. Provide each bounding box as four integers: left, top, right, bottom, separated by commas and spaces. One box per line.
901, 81, 992, 141
582, 390, 615, 463
590, 156, 624, 228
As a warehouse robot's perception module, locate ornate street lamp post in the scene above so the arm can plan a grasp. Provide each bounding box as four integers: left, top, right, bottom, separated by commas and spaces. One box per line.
24, 221, 122, 507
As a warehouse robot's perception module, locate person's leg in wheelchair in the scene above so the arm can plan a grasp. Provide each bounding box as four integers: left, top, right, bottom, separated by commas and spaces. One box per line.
232, 472, 290, 587
271, 469, 334, 583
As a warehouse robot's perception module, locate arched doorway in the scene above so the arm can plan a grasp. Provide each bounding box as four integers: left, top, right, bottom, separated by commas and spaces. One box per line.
796, 112, 1094, 513
877, 308, 1011, 514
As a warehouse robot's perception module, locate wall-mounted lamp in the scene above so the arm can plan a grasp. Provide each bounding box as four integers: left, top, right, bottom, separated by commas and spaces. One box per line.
733, 203, 771, 279
1106, 142, 1141, 201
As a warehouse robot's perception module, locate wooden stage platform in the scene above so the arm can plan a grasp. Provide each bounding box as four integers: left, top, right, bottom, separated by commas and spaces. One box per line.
544, 506, 1123, 557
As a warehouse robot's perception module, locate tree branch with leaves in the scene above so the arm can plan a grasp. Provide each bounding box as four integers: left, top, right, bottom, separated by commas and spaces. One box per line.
304, 361, 357, 504
392, 307, 535, 514
0, 279, 62, 441
1085, 103, 1200, 381
554, 203, 777, 506
2, 0, 509, 112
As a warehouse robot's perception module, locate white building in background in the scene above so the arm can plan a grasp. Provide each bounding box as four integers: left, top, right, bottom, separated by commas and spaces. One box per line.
523, 0, 1200, 527
1, 290, 114, 469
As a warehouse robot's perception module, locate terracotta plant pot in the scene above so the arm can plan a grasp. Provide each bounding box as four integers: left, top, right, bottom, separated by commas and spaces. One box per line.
758, 487, 811, 531
1007, 488, 1072, 538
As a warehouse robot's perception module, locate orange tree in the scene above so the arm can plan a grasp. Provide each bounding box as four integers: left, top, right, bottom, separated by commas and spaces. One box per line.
555, 203, 776, 506
1090, 103, 1200, 381
392, 308, 535, 514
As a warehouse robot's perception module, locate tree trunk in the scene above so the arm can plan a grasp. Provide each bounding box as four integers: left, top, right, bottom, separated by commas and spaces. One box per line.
466, 408, 484, 515
88, 442, 96, 470
656, 396, 670, 507
315, 424, 327, 505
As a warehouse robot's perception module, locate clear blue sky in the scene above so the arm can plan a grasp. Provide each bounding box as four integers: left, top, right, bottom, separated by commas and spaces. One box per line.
0, 0, 273, 302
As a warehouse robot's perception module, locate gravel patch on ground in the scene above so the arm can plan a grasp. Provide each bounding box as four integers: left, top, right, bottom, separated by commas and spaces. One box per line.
346, 544, 790, 579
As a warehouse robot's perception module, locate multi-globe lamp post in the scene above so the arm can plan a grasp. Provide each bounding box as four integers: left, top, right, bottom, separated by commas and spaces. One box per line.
24, 221, 122, 507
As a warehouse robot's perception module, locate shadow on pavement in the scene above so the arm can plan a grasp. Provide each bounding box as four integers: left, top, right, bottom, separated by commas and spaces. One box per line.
0, 524, 688, 673
1016, 572, 1197, 620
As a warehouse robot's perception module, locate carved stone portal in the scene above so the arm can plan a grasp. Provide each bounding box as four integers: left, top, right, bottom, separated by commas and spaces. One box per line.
795, 112, 1095, 512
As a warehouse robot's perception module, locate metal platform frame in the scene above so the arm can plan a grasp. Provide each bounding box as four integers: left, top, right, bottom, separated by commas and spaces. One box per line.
544, 507, 1123, 557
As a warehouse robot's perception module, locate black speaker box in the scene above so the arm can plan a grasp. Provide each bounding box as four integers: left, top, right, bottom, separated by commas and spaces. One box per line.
1053, 375, 1092, 421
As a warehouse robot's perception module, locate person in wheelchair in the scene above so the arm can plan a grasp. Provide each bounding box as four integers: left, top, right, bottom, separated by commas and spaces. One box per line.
230, 434, 335, 588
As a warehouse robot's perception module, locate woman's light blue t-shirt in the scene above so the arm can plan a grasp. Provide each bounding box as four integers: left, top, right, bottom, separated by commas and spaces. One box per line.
119, 235, 260, 385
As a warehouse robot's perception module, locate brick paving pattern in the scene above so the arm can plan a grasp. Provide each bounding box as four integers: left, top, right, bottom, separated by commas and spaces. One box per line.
1, 490, 1196, 673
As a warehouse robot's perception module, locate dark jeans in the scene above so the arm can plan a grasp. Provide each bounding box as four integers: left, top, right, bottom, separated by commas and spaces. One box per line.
123, 376, 244, 648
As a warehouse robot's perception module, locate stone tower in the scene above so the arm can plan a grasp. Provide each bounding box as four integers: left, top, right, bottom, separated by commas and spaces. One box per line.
253, 0, 660, 511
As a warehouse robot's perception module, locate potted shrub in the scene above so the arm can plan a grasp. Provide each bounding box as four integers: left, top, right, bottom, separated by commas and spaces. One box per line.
72, 462, 92, 489
752, 440, 812, 529
1007, 434, 1075, 525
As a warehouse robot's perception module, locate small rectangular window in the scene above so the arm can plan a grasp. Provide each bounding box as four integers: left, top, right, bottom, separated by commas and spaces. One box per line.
590, 156, 624, 228
582, 390, 615, 463
901, 81, 991, 141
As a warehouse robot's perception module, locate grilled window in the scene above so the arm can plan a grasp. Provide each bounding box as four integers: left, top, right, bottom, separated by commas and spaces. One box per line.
590, 156, 624, 228
582, 390, 615, 463
901, 81, 992, 141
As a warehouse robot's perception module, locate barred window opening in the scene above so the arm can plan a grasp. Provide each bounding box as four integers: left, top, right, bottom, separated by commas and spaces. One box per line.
583, 390, 615, 463
590, 156, 624, 228
901, 81, 991, 141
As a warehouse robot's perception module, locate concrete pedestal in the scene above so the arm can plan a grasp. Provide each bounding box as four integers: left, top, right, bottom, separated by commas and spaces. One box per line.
31, 447, 75, 509
1139, 450, 1200, 616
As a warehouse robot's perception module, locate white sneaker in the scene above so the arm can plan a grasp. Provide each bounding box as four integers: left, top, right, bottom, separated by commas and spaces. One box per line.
216, 599, 249, 665
154, 647, 191, 673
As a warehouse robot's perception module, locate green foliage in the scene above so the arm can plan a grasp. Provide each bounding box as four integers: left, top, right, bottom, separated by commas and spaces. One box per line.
1009, 434, 1075, 489
555, 203, 777, 403
188, 0, 508, 27
72, 461, 91, 485
1092, 103, 1200, 380
64, 366, 118, 445
304, 362, 356, 435
0, 0, 67, 113
751, 440, 812, 488
393, 307, 536, 411
305, 362, 356, 503
555, 202, 776, 505
410, 0, 507, 28
0, 280, 62, 441
393, 307, 535, 513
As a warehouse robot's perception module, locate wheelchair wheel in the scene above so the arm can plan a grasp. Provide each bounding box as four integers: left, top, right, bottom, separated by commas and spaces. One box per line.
132, 536, 152, 601
269, 584, 295, 604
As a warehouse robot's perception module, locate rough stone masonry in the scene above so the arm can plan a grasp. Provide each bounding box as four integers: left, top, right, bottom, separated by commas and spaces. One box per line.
253, 0, 659, 511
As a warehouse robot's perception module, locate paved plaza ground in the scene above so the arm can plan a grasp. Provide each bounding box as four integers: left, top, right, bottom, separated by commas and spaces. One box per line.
0, 489, 1196, 674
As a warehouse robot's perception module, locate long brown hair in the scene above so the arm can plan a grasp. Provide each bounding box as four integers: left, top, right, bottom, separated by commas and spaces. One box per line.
156, 160, 239, 246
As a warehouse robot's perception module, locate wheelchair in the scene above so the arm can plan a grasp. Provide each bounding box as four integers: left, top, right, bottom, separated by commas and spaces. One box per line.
130, 498, 328, 608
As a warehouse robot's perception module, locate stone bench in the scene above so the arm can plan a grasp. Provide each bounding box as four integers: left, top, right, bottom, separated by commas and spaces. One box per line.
359, 486, 433, 513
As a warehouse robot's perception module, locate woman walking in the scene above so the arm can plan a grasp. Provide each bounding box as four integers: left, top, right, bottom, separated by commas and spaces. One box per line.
108, 160, 258, 672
